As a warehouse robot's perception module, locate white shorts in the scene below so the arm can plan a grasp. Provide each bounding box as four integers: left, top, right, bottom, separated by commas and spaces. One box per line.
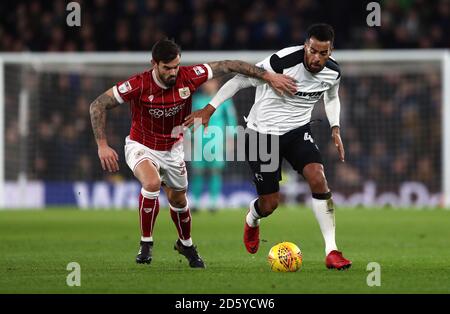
124, 136, 188, 191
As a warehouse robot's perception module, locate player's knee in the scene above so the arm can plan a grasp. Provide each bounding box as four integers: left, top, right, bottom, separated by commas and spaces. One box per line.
168, 194, 187, 209
259, 196, 279, 216
169, 199, 187, 209
141, 179, 161, 193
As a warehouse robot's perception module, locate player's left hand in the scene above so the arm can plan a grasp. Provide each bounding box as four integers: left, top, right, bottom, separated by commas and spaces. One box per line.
332, 127, 345, 162
183, 104, 216, 133
264, 72, 297, 96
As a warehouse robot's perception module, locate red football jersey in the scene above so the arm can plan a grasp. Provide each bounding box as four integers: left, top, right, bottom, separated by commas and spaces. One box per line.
113, 64, 212, 150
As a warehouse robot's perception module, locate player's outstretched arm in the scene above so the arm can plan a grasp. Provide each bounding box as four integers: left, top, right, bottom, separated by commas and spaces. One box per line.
207, 60, 297, 96
183, 74, 252, 131
89, 88, 121, 172
184, 61, 297, 130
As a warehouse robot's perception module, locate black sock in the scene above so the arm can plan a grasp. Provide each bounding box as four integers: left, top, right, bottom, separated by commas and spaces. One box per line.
312, 191, 332, 200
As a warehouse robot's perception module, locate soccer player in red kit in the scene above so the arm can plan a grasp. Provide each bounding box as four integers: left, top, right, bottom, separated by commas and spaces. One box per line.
89, 39, 297, 268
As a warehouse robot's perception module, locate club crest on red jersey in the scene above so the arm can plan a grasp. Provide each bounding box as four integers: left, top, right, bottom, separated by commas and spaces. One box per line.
178, 87, 191, 99
148, 95, 154, 102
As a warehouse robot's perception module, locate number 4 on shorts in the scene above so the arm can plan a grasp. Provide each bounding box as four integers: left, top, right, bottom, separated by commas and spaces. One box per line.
304, 132, 314, 143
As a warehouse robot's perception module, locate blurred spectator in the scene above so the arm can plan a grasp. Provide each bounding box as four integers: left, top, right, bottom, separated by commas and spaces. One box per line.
1, 0, 449, 52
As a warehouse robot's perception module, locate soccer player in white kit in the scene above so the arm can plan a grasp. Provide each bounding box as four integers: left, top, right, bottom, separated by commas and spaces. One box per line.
185, 24, 352, 270
89, 39, 297, 268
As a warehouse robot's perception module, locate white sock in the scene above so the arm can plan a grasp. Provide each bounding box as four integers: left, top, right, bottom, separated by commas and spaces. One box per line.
246, 198, 261, 227
311, 197, 338, 255
180, 237, 193, 247
141, 236, 153, 242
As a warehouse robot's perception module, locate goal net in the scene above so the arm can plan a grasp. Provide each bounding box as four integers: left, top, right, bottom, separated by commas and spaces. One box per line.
1, 51, 449, 209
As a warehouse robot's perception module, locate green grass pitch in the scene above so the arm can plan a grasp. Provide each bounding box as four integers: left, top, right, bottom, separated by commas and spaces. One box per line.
1, 207, 449, 293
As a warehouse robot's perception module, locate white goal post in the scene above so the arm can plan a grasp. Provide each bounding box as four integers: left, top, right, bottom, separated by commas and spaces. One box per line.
0, 49, 449, 209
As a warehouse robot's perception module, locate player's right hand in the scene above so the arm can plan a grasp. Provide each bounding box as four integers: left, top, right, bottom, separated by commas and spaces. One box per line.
265, 73, 298, 96
98, 144, 119, 172
331, 127, 345, 162
183, 104, 216, 133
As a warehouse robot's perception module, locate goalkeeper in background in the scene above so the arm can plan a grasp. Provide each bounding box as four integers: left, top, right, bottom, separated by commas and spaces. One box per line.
190, 80, 238, 212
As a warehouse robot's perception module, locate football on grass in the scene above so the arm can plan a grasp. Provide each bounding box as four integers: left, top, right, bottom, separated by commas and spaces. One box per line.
268, 242, 303, 272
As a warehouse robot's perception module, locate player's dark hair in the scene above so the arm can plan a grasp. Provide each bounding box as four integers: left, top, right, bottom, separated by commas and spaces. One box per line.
152, 38, 181, 64
306, 23, 335, 46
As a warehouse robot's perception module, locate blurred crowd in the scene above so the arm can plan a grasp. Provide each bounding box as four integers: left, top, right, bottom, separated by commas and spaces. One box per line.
4, 67, 132, 181
311, 69, 441, 193
1, 0, 449, 52
3, 63, 441, 193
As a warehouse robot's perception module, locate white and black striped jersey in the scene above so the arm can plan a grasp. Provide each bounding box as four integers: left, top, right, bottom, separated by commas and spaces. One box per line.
246, 45, 341, 135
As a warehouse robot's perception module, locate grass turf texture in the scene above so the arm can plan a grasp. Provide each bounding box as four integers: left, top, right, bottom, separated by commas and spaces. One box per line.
0, 207, 449, 293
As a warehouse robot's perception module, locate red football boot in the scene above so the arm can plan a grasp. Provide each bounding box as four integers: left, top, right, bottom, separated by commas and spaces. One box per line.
325, 250, 352, 270
243, 222, 260, 254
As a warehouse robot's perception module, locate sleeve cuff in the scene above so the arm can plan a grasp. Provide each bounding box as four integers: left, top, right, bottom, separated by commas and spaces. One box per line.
112, 85, 124, 104
203, 63, 213, 80
209, 99, 220, 108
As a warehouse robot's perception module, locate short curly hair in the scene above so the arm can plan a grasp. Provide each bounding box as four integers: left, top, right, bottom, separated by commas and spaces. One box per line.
306, 23, 335, 46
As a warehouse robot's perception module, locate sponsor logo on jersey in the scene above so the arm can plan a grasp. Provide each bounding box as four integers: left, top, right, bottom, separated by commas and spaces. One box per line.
165, 103, 185, 117
294, 90, 325, 100
148, 103, 186, 118
148, 108, 164, 118
118, 81, 132, 93
178, 87, 191, 99
193, 66, 205, 76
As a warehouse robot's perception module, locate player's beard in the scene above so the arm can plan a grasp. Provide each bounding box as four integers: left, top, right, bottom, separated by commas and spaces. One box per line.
164, 75, 177, 87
